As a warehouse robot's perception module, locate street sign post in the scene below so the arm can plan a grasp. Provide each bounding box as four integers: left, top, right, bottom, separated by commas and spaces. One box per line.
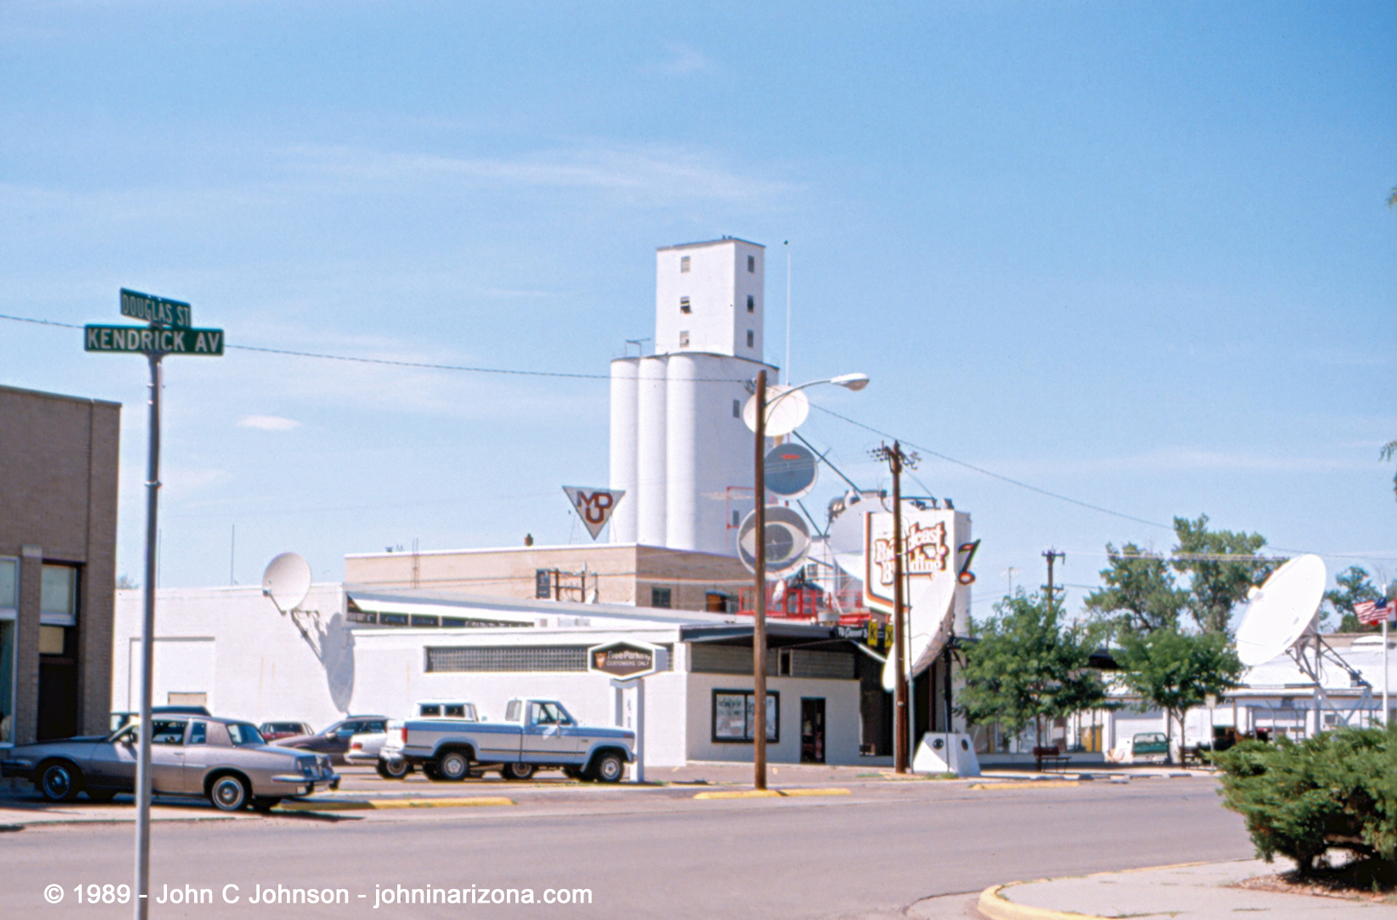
86, 291, 222, 920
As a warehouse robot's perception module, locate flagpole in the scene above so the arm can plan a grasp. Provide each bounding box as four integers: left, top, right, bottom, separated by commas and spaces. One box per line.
1383, 615, 1389, 728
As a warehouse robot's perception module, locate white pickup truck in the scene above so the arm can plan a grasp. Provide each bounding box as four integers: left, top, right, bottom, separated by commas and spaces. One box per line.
387, 698, 635, 782
374, 701, 481, 778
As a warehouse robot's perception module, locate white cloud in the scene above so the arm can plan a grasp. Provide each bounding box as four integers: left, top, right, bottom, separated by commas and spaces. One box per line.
238, 415, 300, 432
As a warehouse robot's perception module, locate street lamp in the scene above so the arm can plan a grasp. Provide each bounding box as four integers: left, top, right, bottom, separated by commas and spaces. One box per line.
750, 369, 869, 790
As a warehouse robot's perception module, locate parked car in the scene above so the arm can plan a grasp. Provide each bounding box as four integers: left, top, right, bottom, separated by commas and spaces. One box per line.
377, 701, 481, 779
2, 715, 339, 812
344, 730, 387, 768
274, 716, 389, 763
258, 721, 315, 742
1106, 731, 1171, 764
394, 698, 633, 782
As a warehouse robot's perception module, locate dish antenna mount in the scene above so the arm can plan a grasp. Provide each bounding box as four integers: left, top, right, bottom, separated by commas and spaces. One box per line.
1234, 554, 1373, 732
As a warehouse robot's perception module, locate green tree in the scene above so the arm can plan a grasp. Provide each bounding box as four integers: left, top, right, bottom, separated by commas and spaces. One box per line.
1084, 543, 1185, 633
1322, 565, 1383, 633
1171, 515, 1274, 634
1116, 628, 1243, 763
958, 591, 1106, 746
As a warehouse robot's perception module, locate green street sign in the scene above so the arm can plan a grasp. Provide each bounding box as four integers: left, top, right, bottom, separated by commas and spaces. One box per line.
85, 324, 225, 356
120, 288, 192, 328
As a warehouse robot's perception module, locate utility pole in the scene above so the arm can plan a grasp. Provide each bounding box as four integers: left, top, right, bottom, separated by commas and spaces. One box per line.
1043, 549, 1065, 614
872, 441, 918, 773
752, 370, 769, 790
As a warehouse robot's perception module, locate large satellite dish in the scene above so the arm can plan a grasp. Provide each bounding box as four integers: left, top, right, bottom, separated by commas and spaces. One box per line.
1234, 554, 1325, 667
737, 507, 811, 579
743, 385, 810, 437
764, 443, 819, 498
262, 552, 312, 615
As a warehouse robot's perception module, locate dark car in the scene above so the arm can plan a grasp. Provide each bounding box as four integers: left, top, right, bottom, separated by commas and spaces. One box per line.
258, 721, 315, 742
274, 716, 389, 763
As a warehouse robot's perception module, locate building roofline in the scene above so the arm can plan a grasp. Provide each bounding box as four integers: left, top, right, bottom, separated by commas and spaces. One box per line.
0, 383, 122, 410
657, 238, 765, 252
608, 353, 778, 370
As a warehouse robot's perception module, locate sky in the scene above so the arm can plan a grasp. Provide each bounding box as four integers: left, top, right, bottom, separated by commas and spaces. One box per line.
1, 1, 1394, 620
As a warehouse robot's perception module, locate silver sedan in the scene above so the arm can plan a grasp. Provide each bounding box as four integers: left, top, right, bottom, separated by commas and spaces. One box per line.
1, 715, 339, 812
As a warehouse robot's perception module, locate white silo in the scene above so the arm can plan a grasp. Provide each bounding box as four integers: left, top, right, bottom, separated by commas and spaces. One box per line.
610, 238, 776, 555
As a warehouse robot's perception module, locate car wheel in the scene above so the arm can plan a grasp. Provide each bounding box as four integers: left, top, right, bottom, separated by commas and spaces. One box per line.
437, 751, 470, 781
423, 762, 445, 781
562, 767, 583, 780
250, 797, 281, 813
39, 761, 81, 802
377, 758, 411, 779
502, 763, 536, 781
593, 751, 625, 783
85, 789, 118, 803
209, 775, 250, 811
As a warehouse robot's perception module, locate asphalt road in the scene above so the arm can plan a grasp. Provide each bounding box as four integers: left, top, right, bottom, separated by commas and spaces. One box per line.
0, 778, 1254, 919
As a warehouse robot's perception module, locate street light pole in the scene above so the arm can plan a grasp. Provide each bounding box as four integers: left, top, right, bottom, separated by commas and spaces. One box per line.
752, 369, 769, 791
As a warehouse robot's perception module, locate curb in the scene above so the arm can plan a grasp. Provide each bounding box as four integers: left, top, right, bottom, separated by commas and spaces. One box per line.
275, 796, 515, 812
976, 884, 1106, 920
693, 788, 852, 800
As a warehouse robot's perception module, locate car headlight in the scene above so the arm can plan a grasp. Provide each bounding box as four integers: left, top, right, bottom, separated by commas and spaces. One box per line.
296, 755, 317, 775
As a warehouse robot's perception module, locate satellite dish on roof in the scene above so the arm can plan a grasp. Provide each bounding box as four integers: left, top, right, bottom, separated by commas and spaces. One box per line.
1234, 554, 1325, 667
743, 385, 810, 437
765, 443, 819, 498
262, 552, 312, 615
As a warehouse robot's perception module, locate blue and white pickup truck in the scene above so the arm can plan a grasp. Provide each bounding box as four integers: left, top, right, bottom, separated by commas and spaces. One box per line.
388, 698, 635, 782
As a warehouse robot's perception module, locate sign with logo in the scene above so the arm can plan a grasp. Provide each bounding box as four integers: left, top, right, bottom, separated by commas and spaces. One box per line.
588, 641, 663, 679
563, 486, 625, 540
865, 507, 975, 687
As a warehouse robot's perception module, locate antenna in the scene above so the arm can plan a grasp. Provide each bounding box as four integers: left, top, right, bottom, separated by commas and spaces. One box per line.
1234, 554, 1325, 667
261, 552, 312, 615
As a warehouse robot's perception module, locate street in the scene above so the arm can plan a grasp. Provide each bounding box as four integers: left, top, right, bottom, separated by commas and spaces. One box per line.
0, 775, 1254, 919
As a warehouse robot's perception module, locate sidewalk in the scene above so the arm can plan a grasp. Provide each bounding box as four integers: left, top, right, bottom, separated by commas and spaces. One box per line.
976, 859, 1397, 919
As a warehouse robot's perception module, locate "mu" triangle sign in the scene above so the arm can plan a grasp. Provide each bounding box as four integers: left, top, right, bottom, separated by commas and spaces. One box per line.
562, 486, 626, 540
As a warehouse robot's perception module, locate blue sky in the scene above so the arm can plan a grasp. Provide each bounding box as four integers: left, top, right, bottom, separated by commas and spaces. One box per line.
2, 2, 1393, 616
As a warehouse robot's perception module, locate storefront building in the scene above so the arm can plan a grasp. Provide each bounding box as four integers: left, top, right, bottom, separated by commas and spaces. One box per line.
0, 384, 120, 747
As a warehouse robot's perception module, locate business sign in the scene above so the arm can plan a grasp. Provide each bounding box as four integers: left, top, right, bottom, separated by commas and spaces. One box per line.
85, 325, 225, 356
865, 507, 974, 686
588, 641, 663, 679
120, 288, 192, 328
563, 486, 625, 540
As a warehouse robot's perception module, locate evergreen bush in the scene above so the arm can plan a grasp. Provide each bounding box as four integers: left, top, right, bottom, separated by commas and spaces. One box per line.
1215, 727, 1397, 874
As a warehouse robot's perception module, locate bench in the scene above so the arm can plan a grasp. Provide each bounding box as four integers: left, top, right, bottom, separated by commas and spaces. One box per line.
1033, 745, 1071, 772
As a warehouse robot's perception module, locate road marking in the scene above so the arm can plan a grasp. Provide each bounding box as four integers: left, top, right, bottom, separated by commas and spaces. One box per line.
693, 788, 851, 800
275, 796, 514, 812
970, 782, 1081, 790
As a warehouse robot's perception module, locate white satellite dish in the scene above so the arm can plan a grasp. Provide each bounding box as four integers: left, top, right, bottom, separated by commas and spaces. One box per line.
262, 552, 312, 615
742, 385, 810, 437
1233, 554, 1326, 667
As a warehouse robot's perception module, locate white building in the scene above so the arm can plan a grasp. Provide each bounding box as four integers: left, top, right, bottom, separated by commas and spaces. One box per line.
110, 585, 884, 768
609, 238, 777, 555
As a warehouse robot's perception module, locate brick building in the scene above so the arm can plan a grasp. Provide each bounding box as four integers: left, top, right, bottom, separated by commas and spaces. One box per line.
0, 384, 120, 746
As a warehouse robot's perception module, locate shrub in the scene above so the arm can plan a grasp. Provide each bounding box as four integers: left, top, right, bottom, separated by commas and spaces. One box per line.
1215, 727, 1397, 873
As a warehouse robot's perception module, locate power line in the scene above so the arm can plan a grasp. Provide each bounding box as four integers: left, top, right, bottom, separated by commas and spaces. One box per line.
811, 405, 1172, 531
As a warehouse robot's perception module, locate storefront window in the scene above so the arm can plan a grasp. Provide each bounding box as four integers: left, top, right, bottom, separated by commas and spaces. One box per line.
0, 558, 14, 745
0, 621, 13, 745
40, 564, 77, 626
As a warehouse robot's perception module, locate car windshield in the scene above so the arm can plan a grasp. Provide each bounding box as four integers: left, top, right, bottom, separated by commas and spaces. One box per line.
227, 722, 265, 746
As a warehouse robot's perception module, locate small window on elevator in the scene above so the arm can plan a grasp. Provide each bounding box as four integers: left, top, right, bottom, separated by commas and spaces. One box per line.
680, 297, 691, 314
746, 330, 754, 348
679, 330, 690, 348
747, 255, 755, 272
680, 255, 690, 273
747, 295, 754, 313
732, 399, 740, 418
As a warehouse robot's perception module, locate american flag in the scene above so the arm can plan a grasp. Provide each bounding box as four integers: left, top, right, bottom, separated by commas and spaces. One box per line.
1355, 598, 1396, 626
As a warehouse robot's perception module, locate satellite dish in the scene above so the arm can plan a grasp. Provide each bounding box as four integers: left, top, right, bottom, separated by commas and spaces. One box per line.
262, 552, 312, 615
737, 507, 811, 579
765, 443, 819, 498
1234, 554, 1326, 667
743, 385, 810, 437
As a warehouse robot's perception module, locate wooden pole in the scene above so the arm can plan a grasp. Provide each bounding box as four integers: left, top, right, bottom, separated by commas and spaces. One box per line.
892, 441, 909, 774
